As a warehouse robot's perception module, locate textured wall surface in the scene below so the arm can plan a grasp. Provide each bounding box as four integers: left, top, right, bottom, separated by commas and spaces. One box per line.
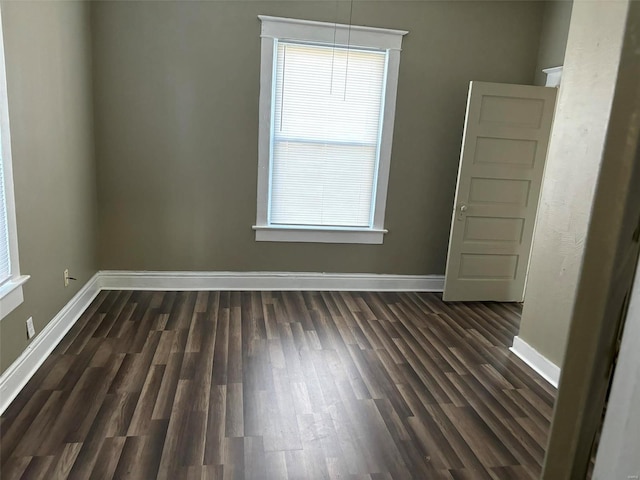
519, 0, 626, 367
92, 1, 544, 274
0, 1, 98, 373
540, 1, 639, 476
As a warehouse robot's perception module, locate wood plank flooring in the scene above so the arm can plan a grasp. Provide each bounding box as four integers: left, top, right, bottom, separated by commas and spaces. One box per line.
0, 291, 556, 479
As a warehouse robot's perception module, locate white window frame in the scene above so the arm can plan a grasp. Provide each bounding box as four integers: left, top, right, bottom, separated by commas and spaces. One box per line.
0, 7, 29, 321
253, 16, 407, 244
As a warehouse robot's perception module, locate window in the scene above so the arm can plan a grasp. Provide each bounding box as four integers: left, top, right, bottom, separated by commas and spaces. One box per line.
0, 7, 28, 321
254, 16, 407, 244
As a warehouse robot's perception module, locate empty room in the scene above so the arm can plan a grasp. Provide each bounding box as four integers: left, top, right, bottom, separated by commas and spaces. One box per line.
0, 0, 639, 479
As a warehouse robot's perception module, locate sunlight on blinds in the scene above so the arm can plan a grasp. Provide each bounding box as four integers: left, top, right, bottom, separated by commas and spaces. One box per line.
0, 116, 10, 284
270, 41, 387, 228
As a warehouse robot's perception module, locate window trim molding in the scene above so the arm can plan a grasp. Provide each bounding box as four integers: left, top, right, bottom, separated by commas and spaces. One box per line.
258, 15, 407, 50
0, 6, 28, 321
254, 15, 407, 244
252, 225, 388, 244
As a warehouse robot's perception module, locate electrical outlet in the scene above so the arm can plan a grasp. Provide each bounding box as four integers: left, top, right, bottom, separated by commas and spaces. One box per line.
64, 269, 69, 287
26, 317, 35, 339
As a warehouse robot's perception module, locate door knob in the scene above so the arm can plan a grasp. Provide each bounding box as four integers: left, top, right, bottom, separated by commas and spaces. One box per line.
458, 204, 468, 221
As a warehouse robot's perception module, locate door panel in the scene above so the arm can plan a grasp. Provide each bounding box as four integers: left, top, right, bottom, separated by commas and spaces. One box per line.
458, 254, 519, 280
463, 217, 524, 243
468, 177, 531, 205
443, 82, 557, 302
474, 137, 538, 167
479, 95, 544, 127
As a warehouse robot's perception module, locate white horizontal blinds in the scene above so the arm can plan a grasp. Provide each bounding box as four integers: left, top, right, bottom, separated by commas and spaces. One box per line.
0, 117, 10, 284
270, 41, 386, 227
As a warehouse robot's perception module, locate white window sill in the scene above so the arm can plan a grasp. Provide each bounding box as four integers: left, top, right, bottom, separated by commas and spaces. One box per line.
0, 275, 29, 321
253, 225, 387, 244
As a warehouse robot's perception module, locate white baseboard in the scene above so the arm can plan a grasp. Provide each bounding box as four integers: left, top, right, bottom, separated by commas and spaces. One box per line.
98, 270, 445, 292
510, 335, 560, 388
0, 273, 101, 415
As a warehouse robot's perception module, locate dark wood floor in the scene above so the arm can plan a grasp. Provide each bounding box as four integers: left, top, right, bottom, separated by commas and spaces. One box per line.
0, 291, 555, 479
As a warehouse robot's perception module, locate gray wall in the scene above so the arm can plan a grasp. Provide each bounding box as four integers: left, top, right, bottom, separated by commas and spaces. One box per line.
92, 1, 545, 274
534, 1, 573, 86
0, 2, 98, 373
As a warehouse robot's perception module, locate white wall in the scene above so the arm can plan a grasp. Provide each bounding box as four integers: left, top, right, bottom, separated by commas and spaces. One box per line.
518, 0, 628, 368
540, 0, 640, 475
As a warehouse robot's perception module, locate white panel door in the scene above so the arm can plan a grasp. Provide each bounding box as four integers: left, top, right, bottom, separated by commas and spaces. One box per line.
443, 81, 557, 302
